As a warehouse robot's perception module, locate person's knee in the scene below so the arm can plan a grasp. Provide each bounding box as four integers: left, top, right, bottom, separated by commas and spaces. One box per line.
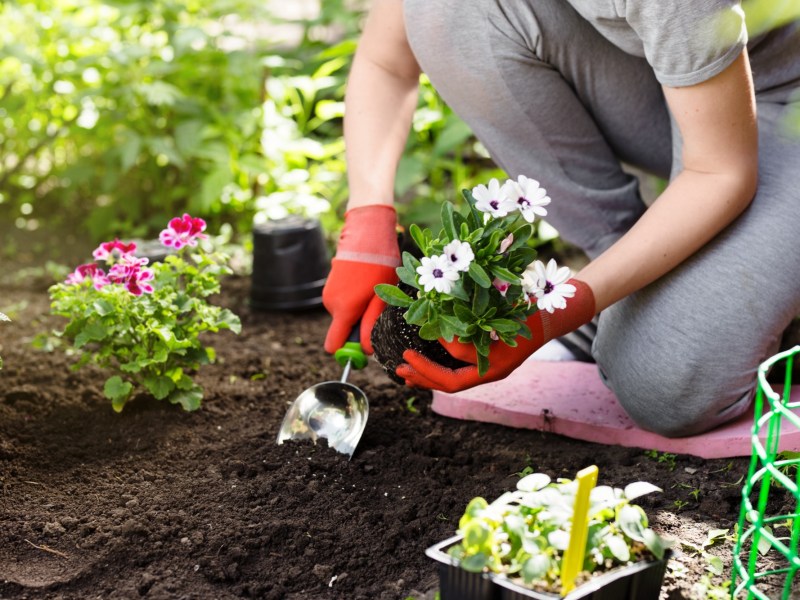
595, 339, 753, 438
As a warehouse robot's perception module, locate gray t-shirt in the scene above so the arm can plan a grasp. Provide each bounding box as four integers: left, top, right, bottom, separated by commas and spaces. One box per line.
565, 0, 747, 86
565, 0, 799, 96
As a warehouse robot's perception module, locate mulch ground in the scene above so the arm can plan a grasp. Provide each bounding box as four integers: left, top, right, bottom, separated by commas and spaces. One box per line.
0, 272, 785, 600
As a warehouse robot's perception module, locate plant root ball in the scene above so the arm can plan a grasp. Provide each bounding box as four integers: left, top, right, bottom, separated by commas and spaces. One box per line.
372, 300, 470, 385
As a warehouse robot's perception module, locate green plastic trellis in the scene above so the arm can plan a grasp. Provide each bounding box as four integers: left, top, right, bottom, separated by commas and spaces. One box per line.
731, 346, 800, 599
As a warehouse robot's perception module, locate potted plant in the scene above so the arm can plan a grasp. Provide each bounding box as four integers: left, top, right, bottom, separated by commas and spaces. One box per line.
372, 176, 575, 383
426, 470, 673, 599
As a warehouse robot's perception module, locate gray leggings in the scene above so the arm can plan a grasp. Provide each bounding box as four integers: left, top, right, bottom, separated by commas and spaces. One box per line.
403, 0, 800, 437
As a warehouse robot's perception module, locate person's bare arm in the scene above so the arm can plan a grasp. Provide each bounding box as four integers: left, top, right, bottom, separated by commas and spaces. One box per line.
345, 0, 421, 210
577, 50, 758, 310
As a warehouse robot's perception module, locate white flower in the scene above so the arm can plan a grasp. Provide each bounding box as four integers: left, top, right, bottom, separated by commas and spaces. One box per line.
504, 175, 550, 223
521, 259, 575, 313
417, 254, 460, 294
442, 240, 474, 272
472, 178, 516, 218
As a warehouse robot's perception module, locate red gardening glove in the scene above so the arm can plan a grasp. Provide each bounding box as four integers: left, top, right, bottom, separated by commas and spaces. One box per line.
395, 279, 596, 392
323, 205, 400, 355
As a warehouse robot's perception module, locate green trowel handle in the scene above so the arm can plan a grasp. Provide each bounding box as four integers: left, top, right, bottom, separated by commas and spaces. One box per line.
334, 325, 368, 370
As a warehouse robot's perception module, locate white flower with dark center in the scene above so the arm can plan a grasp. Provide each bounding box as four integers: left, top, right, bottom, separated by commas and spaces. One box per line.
504, 175, 550, 223
472, 178, 516, 218
521, 259, 575, 313
443, 240, 474, 272
417, 254, 460, 294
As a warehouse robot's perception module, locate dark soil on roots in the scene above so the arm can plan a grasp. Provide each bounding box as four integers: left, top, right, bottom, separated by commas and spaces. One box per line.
0, 272, 793, 599
371, 285, 469, 385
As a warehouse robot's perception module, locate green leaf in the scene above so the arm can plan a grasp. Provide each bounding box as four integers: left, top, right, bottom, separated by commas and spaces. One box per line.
440, 202, 458, 241
143, 375, 176, 401
419, 322, 441, 341
642, 528, 672, 561
217, 308, 242, 334
489, 265, 521, 284
439, 315, 456, 342
447, 280, 470, 302
624, 481, 663, 501
409, 223, 427, 254
405, 298, 430, 326
402, 250, 421, 273
74, 321, 109, 348
462, 188, 483, 227
375, 284, 413, 307
606, 534, 631, 562
169, 386, 203, 412
468, 262, 492, 288
440, 314, 470, 337
92, 299, 115, 316
521, 554, 550, 583
618, 505, 647, 542
104, 376, 133, 413
454, 303, 476, 323
472, 285, 490, 315
396, 265, 418, 288
477, 353, 490, 377
704, 553, 724, 576
460, 552, 490, 573
488, 319, 520, 334
508, 224, 533, 252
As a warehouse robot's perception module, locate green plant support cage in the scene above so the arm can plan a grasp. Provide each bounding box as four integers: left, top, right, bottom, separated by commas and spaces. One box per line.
731, 346, 800, 599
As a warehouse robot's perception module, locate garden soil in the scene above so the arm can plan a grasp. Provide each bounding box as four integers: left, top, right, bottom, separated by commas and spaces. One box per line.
0, 273, 790, 600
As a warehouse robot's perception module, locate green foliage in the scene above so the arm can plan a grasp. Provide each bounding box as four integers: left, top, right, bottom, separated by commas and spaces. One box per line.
47, 239, 240, 412
0, 0, 357, 242
448, 472, 672, 593
0, 0, 545, 255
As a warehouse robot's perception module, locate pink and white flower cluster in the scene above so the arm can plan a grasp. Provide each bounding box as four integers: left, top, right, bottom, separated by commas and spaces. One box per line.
67, 239, 154, 296
472, 175, 551, 223
65, 214, 208, 296
159, 213, 208, 249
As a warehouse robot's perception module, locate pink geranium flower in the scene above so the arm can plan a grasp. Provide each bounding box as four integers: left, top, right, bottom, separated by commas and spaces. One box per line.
125, 268, 155, 296
65, 263, 110, 290
93, 239, 138, 262
159, 213, 208, 249
108, 255, 154, 295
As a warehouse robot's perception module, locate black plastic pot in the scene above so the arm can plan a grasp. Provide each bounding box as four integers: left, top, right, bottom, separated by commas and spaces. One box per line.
426, 535, 670, 600
251, 216, 330, 311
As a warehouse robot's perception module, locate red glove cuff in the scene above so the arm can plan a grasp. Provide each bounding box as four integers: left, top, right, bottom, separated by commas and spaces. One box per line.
336, 205, 400, 266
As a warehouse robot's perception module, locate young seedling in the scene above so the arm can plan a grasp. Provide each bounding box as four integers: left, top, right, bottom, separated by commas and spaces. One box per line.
644, 450, 677, 471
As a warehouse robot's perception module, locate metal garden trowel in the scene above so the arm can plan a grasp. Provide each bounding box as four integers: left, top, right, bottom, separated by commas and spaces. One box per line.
276, 328, 368, 459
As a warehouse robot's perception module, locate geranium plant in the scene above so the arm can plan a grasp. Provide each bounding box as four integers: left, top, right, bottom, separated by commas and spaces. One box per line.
449, 472, 672, 592
375, 176, 575, 376
47, 214, 241, 412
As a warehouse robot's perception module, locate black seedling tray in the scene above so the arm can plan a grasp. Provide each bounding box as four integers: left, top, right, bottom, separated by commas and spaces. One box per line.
426, 535, 669, 600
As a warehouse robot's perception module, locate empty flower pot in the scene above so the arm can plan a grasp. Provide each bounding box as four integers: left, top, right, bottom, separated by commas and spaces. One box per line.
251, 216, 330, 311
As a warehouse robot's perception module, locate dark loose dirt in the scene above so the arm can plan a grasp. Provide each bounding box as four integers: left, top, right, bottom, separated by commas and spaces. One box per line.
0, 272, 780, 599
